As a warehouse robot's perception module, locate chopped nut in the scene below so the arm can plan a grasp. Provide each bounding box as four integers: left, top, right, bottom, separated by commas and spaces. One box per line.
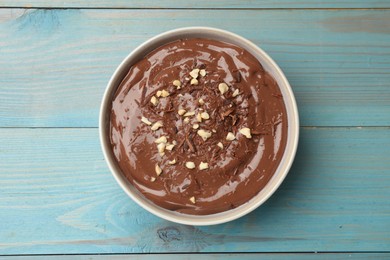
173, 80, 181, 88
150, 177, 156, 182
184, 111, 195, 117
189, 196, 196, 204
196, 113, 202, 122
190, 78, 199, 85
239, 127, 252, 139
157, 142, 166, 156
226, 132, 236, 141
199, 162, 209, 170
189, 68, 200, 78
212, 129, 217, 133
165, 143, 175, 151
141, 116, 152, 126
192, 123, 199, 129
218, 82, 229, 95
155, 164, 162, 176
197, 129, 212, 141
155, 136, 167, 144
172, 140, 177, 145
232, 89, 240, 97
178, 109, 186, 116
199, 69, 206, 77
200, 112, 210, 120
151, 121, 163, 131
168, 159, 176, 165
198, 98, 205, 105
185, 162, 196, 169
184, 117, 190, 123
217, 142, 224, 149
160, 89, 170, 97
156, 90, 162, 97
150, 96, 158, 106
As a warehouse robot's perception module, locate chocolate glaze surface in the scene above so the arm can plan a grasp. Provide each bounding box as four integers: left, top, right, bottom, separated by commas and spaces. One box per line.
110, 38, 287, 215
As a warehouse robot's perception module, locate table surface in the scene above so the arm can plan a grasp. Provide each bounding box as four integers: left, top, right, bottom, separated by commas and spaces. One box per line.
1, 1, 390, 259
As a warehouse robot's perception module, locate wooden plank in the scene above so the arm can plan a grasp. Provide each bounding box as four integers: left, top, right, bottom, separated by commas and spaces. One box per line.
0, 127, 389, 254
1, 9, 390, 128
1, 0, 390, 9
2, 253, 390, 259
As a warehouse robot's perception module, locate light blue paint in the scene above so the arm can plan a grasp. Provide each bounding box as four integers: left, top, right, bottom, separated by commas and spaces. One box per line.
0, 9, 390, 127
0, 2, 389, 257
0, 128, 389, 254
1, 0, 390, 8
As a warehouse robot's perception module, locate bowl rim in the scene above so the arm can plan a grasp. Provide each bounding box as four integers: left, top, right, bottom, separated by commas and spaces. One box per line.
99, 26, 299, 226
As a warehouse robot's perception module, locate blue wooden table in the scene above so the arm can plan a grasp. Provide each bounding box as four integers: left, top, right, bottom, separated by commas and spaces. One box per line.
1, 1, 389, 259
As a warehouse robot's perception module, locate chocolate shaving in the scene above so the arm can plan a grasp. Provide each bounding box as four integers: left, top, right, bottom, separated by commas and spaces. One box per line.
251, 130, 270, 135
140, 84, 147, 104
186, 138, 196, 153
229, 114, 238, 125
234, 71, 242, 83
220, 107, 235, 119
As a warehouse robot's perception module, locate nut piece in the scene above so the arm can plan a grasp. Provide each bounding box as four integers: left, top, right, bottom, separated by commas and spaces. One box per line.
160, 89, 170, 97
184, 111, 195, 117
150, 96, 158, 106
155, 164, 162, 176
165, 143, 175, 151
141, 116, 152, 125
184, 117, 190, 123
155, 136, 167, 144
239, 127, 252, 139
189, 68, 200, 78
157, 142, 166, 156
151, 121, 163, 131
168, 159, 176, 165
232, 89, 240, 97
156, 90, 162, 97
173, 80, 181, 89
226, 132, 236, 141
199, 162, 209, 170
196, 113, 202, 122
192, 123, 199, 129
218, 82, 229, 95
200, 112, 210, 120
178, 109, 186, 116
217, 142, 224, 149
189, 196, 196, 204
190, 78, 199, 85
185, 161, 196, 169
199, 69, 206, 77
198, 98, 205, 105
197, 129, 212, 141
150, 177, 156, 182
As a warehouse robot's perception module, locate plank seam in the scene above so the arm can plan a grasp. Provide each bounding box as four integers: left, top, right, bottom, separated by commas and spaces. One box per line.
1, 7, 390, 10
1, 251, 390, 256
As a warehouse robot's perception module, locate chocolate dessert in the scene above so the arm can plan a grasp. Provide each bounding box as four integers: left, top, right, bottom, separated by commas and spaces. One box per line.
110, 38, 287, 215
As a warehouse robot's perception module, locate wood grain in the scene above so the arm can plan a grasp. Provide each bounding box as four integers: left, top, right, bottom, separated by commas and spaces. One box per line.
2, 253, 390, 259
0, 127, 389, 254
1, 0, 390, 9
0, 9, 389, 127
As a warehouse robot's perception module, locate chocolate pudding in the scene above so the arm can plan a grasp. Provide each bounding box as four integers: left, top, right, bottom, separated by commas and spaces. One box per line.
110, 38, 287, 215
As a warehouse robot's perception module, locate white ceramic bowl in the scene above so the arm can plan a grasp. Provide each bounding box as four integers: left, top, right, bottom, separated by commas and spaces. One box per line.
100, 27, 299, 226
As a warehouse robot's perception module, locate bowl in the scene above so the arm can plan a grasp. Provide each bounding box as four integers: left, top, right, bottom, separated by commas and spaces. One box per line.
100, 27, 299, 225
